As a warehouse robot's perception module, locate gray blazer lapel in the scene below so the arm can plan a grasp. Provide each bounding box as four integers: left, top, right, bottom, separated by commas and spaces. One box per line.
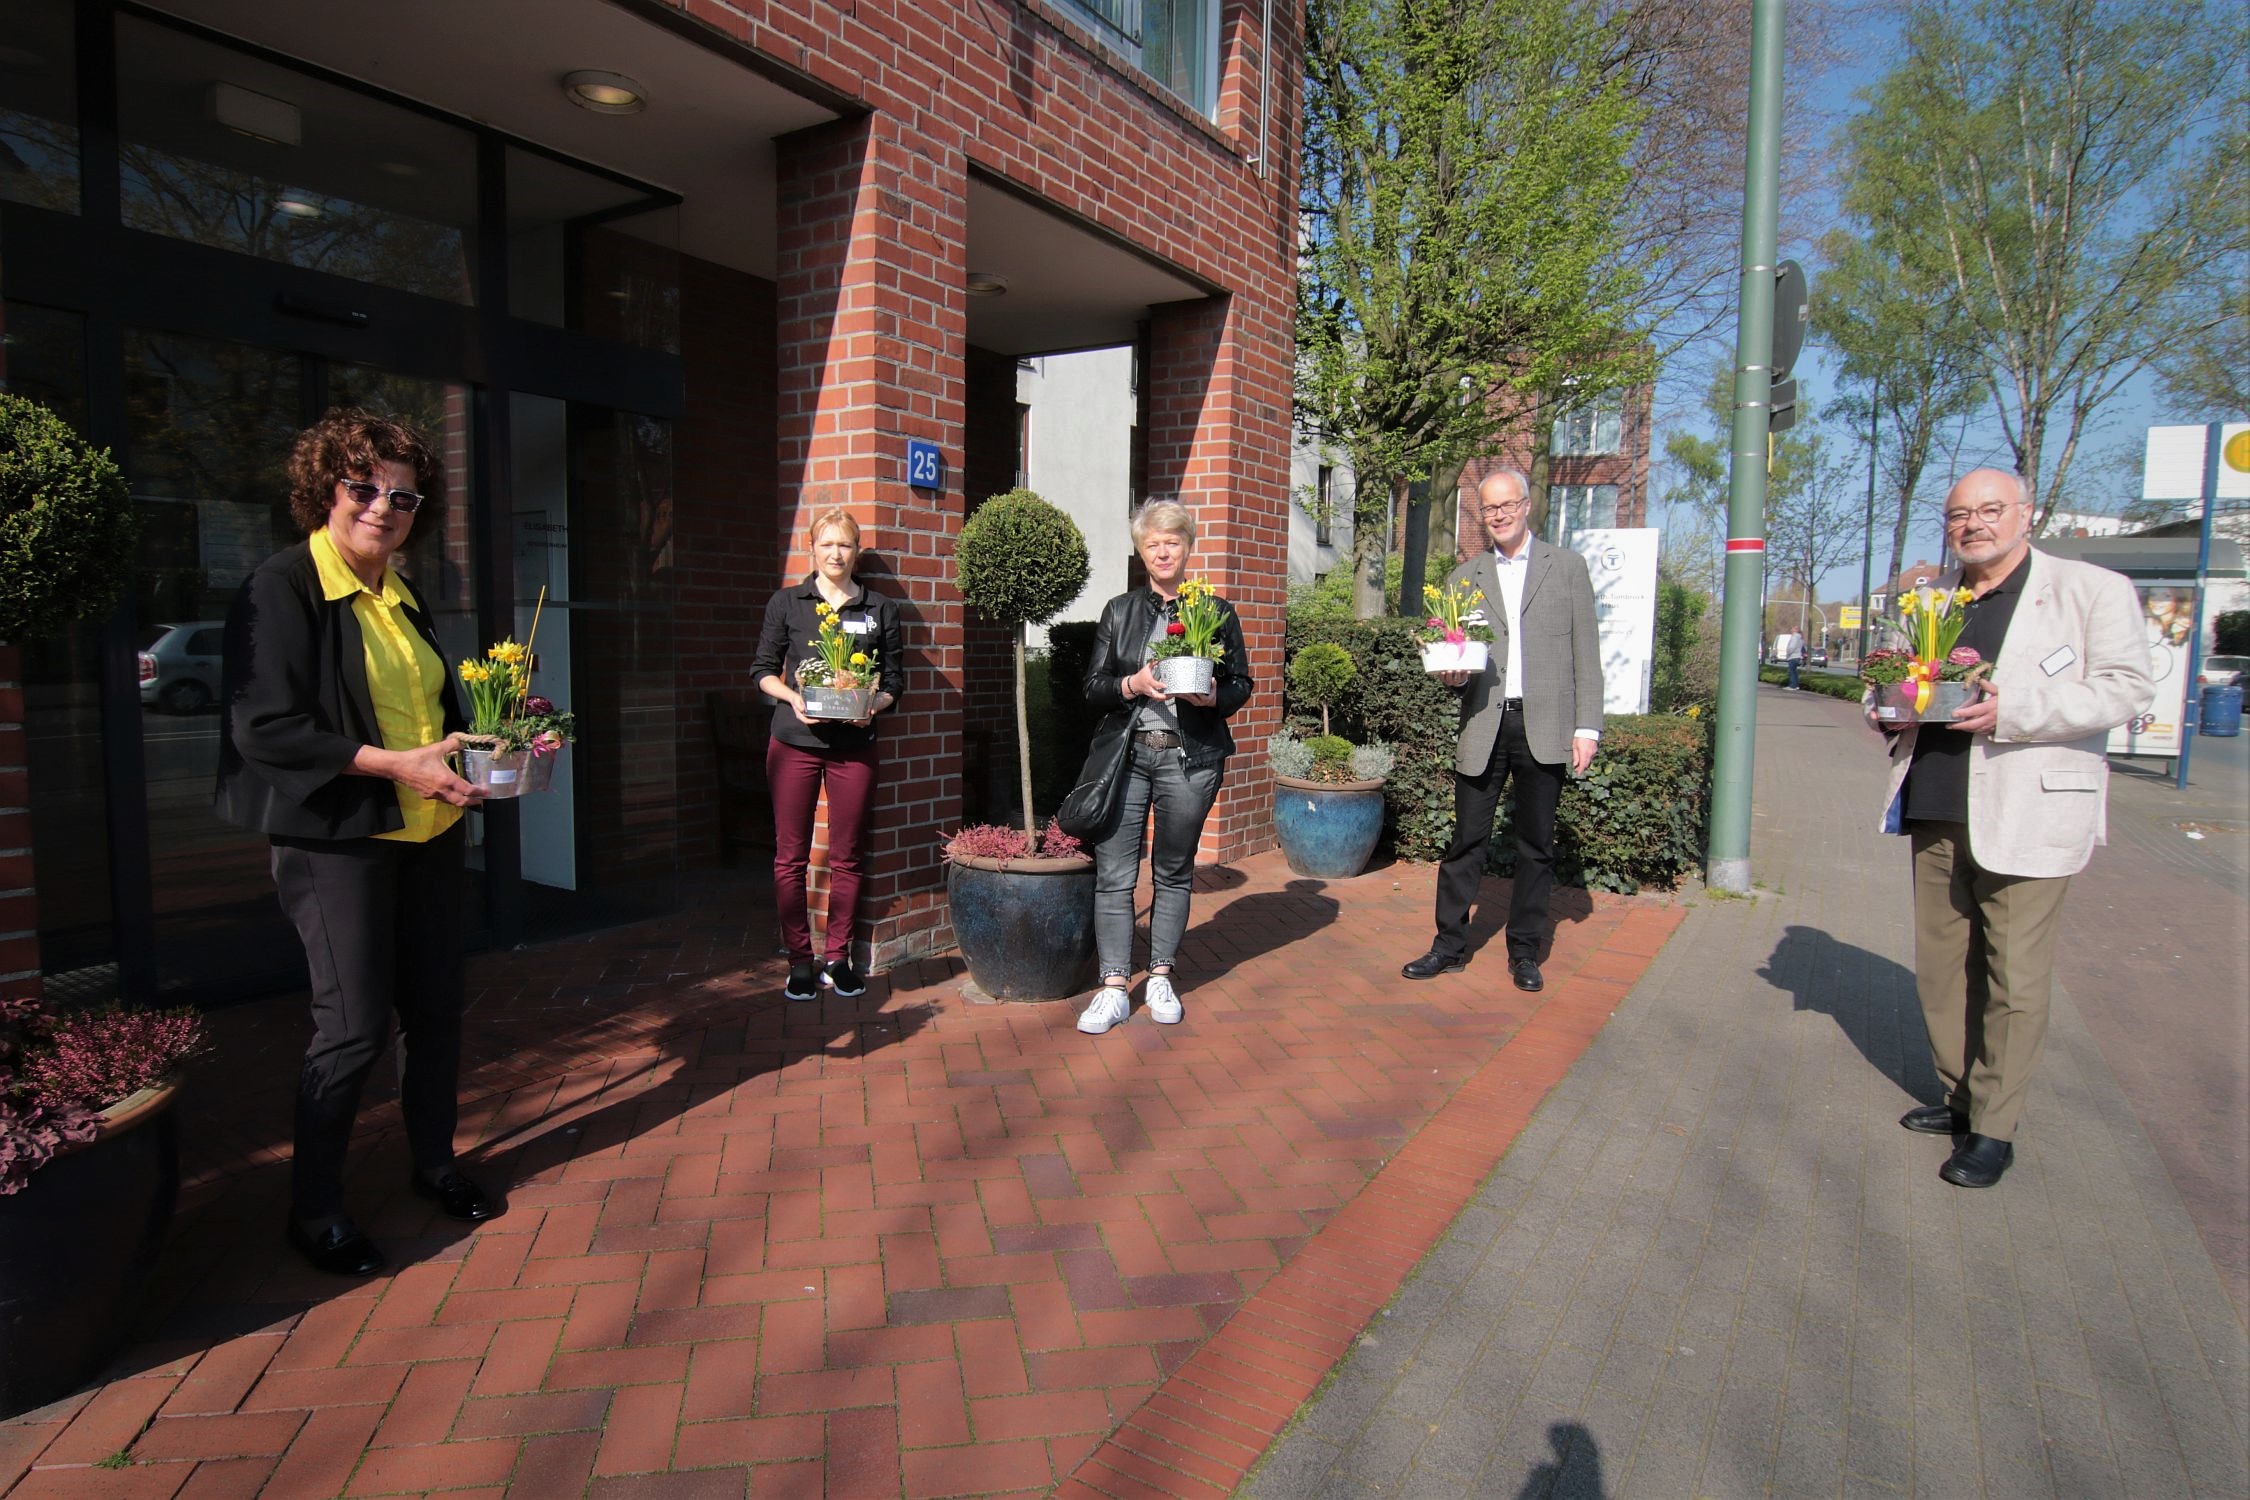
1521, 538, 1554, 615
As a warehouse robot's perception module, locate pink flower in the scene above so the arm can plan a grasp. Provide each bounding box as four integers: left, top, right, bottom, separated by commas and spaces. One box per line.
1443, 629, 1466, 645
532, 731, 565, 755
1427, 617, 1445, 630
1947, 647, 1981, 666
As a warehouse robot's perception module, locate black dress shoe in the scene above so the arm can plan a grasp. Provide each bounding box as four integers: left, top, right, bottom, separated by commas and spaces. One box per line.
1402, 949, 1465, 980
1899, 1104, 1969, 1135
412, 1169, 505, 1223
1509, 957, 1544, 993
287, 1220, 387, 1276
1939, 1134, 2014, 1189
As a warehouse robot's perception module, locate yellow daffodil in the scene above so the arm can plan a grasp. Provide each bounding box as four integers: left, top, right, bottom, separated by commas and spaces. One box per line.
850, 651, 868, 667
489, 639, 527, 665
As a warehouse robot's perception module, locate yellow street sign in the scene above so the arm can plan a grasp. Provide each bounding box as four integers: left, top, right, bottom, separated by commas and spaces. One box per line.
1839, 606, 1862, 630
2225, 429, 2250, 474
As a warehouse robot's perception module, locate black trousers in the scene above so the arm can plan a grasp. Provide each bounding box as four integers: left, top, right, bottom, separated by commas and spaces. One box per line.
271, 821, 466, 1220
1431, 705, 1567, 963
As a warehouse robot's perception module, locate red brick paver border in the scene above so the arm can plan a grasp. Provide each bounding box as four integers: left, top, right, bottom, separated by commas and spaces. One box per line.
4, 855, 1683, 1498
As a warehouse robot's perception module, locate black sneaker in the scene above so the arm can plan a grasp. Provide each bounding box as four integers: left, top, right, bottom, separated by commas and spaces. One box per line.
821, 958, 867, 998
784, 960, 820, 1001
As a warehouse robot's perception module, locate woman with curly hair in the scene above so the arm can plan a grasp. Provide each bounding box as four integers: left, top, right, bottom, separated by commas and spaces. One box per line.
215, 407, 502, 1277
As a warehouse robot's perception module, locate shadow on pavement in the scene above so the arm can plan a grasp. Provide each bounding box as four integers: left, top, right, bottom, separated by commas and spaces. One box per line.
1759, 922, 1935, 1102
1516, 1420, 1610, 1499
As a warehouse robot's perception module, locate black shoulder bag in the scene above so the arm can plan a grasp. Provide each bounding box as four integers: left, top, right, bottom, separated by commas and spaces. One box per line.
1055, 714, 1132, 838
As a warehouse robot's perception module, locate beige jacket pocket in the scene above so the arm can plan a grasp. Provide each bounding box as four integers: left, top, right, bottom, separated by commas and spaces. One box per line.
2039, 770, 2100, 792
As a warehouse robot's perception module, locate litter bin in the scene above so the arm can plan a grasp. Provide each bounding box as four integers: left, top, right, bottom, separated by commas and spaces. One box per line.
2199, 682, 2243, 735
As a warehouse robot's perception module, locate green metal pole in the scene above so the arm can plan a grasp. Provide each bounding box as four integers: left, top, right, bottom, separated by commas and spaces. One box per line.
1706, 0, 1785, 895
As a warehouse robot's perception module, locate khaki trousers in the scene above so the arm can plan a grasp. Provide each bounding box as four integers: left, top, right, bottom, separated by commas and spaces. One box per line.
1909, 822, 2072, 1141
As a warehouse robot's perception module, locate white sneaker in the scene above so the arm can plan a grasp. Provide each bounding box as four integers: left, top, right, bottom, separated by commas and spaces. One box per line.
1077, 986, 1132, 1035
1145, 973, 1183, 1024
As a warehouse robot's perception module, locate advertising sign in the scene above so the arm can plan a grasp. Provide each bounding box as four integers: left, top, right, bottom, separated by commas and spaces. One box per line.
1568, 528, 1660, 715
2107, 578, 2195, 758
2143, 423, 2250, 502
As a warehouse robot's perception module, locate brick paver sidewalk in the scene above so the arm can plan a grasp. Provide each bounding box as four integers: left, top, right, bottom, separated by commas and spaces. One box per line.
1251, 688, 2250, 1498
2, 844, 1680, 1497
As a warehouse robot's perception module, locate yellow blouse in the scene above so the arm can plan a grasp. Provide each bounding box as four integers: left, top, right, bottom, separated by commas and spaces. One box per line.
309, 528, 461, 844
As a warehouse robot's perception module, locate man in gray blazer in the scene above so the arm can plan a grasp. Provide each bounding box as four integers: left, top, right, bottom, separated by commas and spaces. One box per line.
1404, 469, 1605, 992
1873, 468, 2151, 1188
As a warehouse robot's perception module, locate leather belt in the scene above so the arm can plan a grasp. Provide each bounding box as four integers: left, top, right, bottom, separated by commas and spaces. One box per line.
1134, 729, 1182, 749
1502, 698, 1524, 712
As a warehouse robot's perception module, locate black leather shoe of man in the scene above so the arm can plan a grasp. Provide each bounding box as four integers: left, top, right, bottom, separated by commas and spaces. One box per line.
287, 1219, 386, 1276
413, 1169, 505, 1223
1938, 1134, 2014, 1189
1509, 957, 1544, 993
1401, 950, 1465, 981
1899, 1104, 1969, 1135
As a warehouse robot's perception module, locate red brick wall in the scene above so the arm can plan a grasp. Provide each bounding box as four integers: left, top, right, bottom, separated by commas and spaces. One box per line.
672, 253, 781, 867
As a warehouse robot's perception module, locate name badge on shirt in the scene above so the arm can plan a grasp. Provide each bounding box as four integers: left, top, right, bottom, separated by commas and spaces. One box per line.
2039, 645, 2075, 676
843, 618, 873, 636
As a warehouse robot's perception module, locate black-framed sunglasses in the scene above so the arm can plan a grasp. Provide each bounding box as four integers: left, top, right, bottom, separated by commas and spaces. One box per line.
340, 479, 425, 514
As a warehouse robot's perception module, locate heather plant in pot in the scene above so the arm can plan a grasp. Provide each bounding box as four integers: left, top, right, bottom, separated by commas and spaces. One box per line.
946, 490, 1098, 1000
0, 995, 205, 1417
1270, 642, 1392, 878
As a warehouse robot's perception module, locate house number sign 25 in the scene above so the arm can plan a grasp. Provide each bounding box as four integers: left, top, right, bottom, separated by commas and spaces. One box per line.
906, 439, 943, 490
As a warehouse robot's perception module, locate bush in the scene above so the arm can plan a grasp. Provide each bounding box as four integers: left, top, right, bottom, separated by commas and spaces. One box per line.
1487, 715, 1714, 894
1286, 550, 1453, 623
1287, 642, 1356, 736
0, 394, 137, 643
1285, 615, 1715, 889
1760, 667, 1863, 702
2215, 609, 2250, 656
955, 489, 1089, 626
1651, 580, 1716, 712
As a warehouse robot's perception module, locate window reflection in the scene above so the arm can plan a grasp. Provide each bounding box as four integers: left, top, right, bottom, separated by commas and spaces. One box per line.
116, 15, 476, 302
0, 0, 80, 213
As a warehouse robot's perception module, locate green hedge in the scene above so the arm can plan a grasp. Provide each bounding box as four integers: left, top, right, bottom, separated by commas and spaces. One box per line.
1759, 667, 1864, 702
1281, 616, 1714, 890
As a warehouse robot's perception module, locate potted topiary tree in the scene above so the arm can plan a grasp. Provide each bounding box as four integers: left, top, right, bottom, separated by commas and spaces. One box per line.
1269, 641, 1392, 878
944, 489, 1097, 1000
0, 392, 202, 1418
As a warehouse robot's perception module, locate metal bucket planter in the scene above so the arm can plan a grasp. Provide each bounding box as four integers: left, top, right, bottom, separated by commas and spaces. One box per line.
1870, 679, 1972, 726
460, 738, 529, 797
945, 855, 1097, 1001
1419, 640, 1490, 674
1272, 774, 1387, 879
523, 748, 562, 793
802, 685, 875, 721
0, 1081, 182, 1419
1152, 655, 1215, 697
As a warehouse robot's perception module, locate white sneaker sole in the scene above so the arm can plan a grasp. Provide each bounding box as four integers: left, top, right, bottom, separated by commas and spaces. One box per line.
1077, 993, 1131, 1035
1147, 1002, 1183, 1024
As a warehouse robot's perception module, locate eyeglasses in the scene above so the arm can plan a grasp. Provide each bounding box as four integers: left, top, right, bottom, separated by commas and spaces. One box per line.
1942, 501, 2015, 531
340, 479, 425, 515
1481, 498, 1531, 514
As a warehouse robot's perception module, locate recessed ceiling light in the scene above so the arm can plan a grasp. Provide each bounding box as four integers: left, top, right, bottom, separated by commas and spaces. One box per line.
562, 70, 647, 115
274, 194, 322, 219
965, 271, 1009, 297
376, 160, 424, 178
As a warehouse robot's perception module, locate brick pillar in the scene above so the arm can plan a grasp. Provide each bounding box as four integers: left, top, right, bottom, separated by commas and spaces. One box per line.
775, 115, 967, 971
1143, 295, 1291, 863
0, 644, 40, 1004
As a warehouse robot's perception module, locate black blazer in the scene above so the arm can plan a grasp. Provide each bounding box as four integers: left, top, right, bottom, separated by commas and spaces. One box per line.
1081, 587, 1254, 770
213, 539, 467, 841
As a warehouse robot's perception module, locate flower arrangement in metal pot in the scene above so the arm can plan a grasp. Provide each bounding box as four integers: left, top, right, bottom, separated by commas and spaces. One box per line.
1864, 585, 1989, 723
1417, 579, 1493, 673
1146, 577, 1230, 698
795, 600, 880, 720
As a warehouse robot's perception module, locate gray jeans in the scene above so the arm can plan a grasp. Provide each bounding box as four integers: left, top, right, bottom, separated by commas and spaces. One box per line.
1094, 742, 1223, 982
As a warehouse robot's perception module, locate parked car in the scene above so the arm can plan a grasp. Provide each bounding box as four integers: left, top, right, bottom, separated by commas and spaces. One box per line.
2197, 654, 2247, 696
1808, 646, 1830, 667
138, 622, 226, 713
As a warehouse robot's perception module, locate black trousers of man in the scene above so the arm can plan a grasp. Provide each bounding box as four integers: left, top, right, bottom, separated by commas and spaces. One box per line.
1430, 702, 1567, 964
271, 822, 466, 1222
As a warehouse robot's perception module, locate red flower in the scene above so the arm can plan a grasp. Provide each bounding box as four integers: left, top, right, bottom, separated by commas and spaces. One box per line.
524, 695, 556, 716
1165, 621, 1186, 636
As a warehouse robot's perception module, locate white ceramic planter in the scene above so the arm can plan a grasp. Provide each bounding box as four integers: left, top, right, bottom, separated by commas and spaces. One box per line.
1420, 639, 1490, 674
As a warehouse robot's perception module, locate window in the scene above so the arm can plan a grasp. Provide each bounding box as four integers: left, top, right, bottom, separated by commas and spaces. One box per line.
1314, 465, 1334, 548
1058, 0, 1217, 115
0, 0, 79, 213
1550, 390, 1625, 457
1548, 484, 1619, 540
1015, 403, 1032, 489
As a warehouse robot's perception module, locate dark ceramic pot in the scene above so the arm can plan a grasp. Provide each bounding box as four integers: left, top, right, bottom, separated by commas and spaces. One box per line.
946, 855, 1098, 1001
0, 1080, 182, 1419
1272, 774, 1386, 879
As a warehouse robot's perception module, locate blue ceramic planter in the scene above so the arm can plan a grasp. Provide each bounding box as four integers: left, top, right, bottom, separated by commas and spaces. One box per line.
1272, 774, 1386, 879
946, 856, 1098, 1000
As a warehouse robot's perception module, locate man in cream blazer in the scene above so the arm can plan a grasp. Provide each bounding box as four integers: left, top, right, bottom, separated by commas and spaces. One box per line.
1403, 469, 1604, 994
1874, 468, 2152, 1188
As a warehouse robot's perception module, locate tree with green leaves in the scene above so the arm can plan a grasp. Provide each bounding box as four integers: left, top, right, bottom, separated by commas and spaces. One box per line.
1298, 0, 1651, 618
1841, 0, 2249, 528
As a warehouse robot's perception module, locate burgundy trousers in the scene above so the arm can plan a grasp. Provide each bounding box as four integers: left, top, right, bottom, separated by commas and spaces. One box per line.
766, 738, 878, 961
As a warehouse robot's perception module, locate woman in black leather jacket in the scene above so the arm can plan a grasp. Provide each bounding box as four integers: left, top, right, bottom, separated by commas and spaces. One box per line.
1074, 501, 1253, 1035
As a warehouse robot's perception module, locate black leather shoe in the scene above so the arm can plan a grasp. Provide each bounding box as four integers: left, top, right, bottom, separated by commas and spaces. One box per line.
1401, 950, 1465, 980
1900, 1104, 1969, 1135
287, 1220, 386, 1276
412, 1169, 505, 1223
1939, 1134, 2014, 1189
1509, 957, 1544, 993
